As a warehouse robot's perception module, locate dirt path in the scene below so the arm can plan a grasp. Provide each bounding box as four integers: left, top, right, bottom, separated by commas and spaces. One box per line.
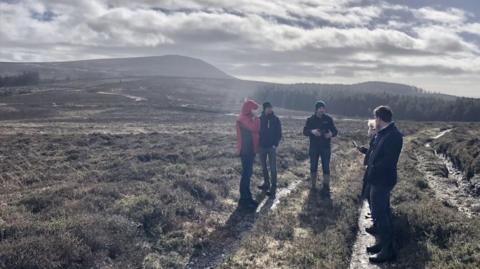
348, 127, 478, 269
349, 201, 398, 269
416, 128, 480, 217
257, 179, 303, 212
349, 201, 376, 269
185, 177, 306, 269
97, 90, 146, 102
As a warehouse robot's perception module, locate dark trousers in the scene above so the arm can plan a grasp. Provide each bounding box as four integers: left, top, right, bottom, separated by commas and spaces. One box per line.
259, 147, 277, 191
361, 170, 371, 204
240, 154, 255, 202
370, 184, 393, 244
309, 147, 331, 175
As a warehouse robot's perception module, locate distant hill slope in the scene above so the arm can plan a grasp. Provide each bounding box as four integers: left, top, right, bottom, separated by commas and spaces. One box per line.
0, 55, 234, 80
0, 55, 459, 101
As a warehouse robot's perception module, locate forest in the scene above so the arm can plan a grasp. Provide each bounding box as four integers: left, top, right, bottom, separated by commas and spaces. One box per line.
0, 71, 40, 88
254, 84, 480, 122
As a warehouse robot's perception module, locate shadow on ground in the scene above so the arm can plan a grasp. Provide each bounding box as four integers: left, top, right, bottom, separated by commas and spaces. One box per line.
390, 212, 429, 269
185, 193, 269, 269
298, 187, 336, 234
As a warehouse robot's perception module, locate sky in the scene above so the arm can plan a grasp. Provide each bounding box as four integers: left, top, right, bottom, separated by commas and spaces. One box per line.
0, 0, 479, 97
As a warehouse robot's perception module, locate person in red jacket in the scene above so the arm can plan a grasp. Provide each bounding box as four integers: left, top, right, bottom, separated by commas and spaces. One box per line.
236, 99, 260, 210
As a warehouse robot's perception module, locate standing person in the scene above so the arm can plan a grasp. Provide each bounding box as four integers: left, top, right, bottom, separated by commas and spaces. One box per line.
366, 106, 403, 263
258, 102, 282, 197
236, 99, 261, 210
303, 101, 338, 193
356, 120, 377, 208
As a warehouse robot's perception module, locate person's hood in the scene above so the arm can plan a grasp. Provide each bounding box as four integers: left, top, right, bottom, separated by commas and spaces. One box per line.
240, 100, 259, 116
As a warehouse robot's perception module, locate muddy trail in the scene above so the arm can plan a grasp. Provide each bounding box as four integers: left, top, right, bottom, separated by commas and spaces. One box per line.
185, 170, 306, 269
186, 138, 366, 269
416, 128, 480, 217
347, 126, 480, 269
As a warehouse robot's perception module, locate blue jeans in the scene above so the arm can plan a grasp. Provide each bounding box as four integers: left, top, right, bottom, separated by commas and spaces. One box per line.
370, 184, 393, 243
260, 147, 277, 191
309, 147, 331, 175
240, 154, 255, 202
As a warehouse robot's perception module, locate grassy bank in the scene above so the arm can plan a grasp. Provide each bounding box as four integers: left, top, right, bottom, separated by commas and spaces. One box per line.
389, 132, 480, 268
1, 112, 479, 269
432, 125, 480, 195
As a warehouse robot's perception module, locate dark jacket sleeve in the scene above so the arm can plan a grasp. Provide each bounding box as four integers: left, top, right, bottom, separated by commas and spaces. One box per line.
275, 117, 282, 146
372, 134, 403, 174
329, 117, 338, 137
303, 117, 314, 137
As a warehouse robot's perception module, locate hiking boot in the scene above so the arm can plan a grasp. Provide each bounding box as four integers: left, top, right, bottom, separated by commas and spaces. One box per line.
266, 190, 276, 198
238, 198, 258, 210
323, 174, 331, 186
366, 243, 382, 254
247, 199, 259, 208
257, 184, 270, 191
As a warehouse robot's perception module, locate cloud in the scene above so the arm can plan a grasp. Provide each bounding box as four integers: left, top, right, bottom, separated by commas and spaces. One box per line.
413, 7, 467, 24
0, 0, 479, 96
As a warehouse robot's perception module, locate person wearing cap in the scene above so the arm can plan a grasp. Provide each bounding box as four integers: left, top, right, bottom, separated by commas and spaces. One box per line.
258, 102, 282, 197
303, 100, 338, 193
236, 99, 261, 210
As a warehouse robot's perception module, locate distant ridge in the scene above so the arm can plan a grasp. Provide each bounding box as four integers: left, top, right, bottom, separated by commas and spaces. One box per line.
0, 55, 462, 100
0, 55, 234, 80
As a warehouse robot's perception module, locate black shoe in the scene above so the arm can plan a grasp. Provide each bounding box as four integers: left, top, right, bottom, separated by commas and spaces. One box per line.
366, 243, 382, 254
257, 184, 270, 191
266, 190, 276, 197
320, 185, 330, 198
369, 248, 396, 263
366, 225, 377, 235
238, 199, 257, 211
248, 199, 259, 208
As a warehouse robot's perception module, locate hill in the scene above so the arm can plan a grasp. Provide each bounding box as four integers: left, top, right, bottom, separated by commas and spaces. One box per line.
1, 54, 479, 121
0, 55, 234, 80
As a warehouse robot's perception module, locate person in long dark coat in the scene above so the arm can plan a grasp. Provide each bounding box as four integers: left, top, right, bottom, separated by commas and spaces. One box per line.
365, 106, 403, 263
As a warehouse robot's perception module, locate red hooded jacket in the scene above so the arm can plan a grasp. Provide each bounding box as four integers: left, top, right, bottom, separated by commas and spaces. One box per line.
236, 100, 260, 154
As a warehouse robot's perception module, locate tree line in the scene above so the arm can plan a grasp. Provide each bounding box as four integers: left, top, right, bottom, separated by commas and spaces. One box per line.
0, 71, 40, 87
254, 85, 480, 122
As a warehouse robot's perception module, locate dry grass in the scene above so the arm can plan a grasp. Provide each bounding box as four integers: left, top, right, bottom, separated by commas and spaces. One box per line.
0, 108, 479, 269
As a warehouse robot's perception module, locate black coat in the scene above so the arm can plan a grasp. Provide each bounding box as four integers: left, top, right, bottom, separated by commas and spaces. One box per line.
359, 137, 375, 199
359, 137, 376, 166
259, 113, 282, 148
303, 114, 338, 150
366, 123, 403, 187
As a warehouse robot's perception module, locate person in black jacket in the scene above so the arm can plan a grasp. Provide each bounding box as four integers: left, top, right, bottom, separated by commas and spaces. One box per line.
356, 120, 377, 204
365, 106, 403, 263
303, 101, 338, 192
258, 102, 282, 197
